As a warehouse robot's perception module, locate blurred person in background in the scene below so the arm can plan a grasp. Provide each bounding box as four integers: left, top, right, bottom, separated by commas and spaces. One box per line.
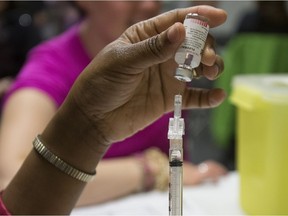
0, 1, 227, 207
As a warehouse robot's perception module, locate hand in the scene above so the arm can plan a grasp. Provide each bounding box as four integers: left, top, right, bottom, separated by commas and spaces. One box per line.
183, 160, 228, 185
66, 6, 227, 146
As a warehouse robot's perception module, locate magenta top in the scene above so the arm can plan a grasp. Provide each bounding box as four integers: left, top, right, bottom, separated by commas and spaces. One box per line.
0, 192, 10, 215
3, 24, 181, 158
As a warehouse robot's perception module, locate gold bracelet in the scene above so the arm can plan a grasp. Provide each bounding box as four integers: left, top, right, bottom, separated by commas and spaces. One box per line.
144, 147, 169, 191
33, 135, 96, 183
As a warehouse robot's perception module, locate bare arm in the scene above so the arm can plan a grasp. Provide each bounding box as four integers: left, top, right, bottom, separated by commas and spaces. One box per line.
0, 89, 146, 206
1, 100, 102, 214
77, 157, 143, 206
0, 89, 56, 189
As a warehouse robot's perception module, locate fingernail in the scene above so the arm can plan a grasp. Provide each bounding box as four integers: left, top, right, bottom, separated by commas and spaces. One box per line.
209, 89, 226, 107
212, 64, 219, 78
206, 64, 219, 80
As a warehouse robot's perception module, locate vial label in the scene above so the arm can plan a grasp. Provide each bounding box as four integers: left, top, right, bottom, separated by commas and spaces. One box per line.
174, 14, 209, 82
175, 16, 209, 68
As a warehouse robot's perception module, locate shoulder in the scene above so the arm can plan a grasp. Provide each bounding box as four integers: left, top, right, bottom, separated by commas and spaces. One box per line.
3, 25, 88, 108
29, 24, 81, 60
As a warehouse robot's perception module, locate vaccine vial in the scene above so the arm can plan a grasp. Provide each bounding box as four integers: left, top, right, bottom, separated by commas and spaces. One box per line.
174, 13, 209, 82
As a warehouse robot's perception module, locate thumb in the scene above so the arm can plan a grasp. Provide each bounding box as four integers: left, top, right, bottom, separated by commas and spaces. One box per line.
124, 22, 185, 69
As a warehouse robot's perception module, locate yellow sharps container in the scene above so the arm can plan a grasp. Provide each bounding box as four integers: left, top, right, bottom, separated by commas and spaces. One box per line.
230, 74, 288, 215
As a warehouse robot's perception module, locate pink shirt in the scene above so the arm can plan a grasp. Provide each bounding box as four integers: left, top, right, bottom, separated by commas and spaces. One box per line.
4, 24, 177, 158
0, 192, 10, 215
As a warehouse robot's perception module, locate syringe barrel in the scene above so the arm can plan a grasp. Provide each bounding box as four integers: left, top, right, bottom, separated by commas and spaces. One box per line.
168, 94, 184, 216
169, 141, 183, 216
169, 158, 183, 216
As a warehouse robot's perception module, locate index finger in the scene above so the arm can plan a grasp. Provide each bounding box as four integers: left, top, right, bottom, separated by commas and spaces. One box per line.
149, 5, 227, 34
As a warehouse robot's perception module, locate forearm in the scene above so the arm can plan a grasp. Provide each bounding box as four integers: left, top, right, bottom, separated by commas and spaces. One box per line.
2, 150, 86, 214
77, 157, 143, 206
1, 99, 110, 215
77, 148, 171, 206
0, 88, 58, 190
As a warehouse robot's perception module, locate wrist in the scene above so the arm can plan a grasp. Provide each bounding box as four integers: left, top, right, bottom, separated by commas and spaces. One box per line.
145, 148, 169, 191
134, 153, 155, 192
41, 98, 110, 174
33, 135, 96, 183
135, 148, 169, 192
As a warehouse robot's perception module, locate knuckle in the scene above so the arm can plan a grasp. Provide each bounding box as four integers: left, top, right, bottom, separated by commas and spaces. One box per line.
146, 34, 163, 59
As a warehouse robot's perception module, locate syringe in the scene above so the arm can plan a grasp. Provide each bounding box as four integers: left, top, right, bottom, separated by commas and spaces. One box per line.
168, 94, 185, 216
